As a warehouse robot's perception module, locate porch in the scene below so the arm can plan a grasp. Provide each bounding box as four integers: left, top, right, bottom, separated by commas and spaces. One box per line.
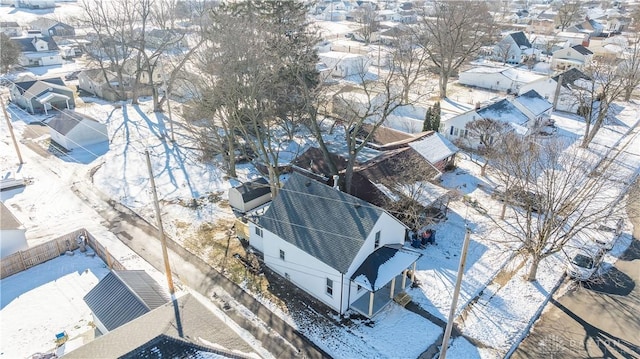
350, 270, 415, 318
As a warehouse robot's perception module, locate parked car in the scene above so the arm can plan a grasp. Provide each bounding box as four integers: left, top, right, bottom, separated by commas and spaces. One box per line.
65, 71, 81, 81
566, 247, 604, 281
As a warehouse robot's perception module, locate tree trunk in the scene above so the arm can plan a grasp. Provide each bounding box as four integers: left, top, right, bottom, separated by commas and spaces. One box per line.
500, 202, 507, 220
481, 160, 488, 176
344, 153, 356, 194
439, 72, 448, 99
624, 88, 633, 102
526, 255, 541, 281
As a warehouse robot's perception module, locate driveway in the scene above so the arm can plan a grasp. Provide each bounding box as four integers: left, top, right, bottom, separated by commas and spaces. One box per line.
512, 181, 640, 359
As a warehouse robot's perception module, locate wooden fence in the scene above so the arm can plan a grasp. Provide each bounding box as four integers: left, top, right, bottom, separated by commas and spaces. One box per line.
1, 228, 124, 279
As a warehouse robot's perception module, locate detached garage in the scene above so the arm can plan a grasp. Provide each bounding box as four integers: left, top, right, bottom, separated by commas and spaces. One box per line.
48, 110, 108, 151
228, 177, 272, 213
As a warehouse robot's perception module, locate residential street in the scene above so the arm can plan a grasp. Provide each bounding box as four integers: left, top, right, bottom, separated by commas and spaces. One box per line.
512, 179, 640, 359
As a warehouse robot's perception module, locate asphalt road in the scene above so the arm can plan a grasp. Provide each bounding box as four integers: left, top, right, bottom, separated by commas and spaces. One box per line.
512, 182, 640, 359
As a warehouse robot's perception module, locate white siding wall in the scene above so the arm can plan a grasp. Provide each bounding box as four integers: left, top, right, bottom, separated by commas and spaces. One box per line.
459, 72, 512, 92
519, 79, 579, 113
440, 111, 479, 143
65, 121, 108, 150
228, 189, 245, 212
260, 228, 345, 313
248, 222, 264, 253
40, 54, 63, 66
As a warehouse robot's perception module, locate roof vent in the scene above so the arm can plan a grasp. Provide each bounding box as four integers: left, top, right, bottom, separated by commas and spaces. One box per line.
305, 181, 312, 187
333, 175, 340, 191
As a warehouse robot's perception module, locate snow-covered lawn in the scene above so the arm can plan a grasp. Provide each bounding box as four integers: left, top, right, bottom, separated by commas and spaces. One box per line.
0, 251, 110, 359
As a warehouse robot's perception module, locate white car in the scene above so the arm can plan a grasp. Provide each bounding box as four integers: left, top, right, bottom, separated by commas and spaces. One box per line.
566, 247, 604, 281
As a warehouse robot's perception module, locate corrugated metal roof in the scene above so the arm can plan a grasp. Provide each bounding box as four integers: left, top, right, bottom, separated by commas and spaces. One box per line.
83, 270, 169, 332
258, 172, 383, 273
233, 177, 271, 203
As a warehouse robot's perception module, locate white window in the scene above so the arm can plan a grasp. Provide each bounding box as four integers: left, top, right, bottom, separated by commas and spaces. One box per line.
374, 231, 381, 248
255, 227, 263, 237
326, 278, 333, 296
279, 249, 285, 261
454, 128, 459, 136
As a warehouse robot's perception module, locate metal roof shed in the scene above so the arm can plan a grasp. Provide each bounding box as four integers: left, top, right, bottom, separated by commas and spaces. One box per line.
228, 177, 272, 213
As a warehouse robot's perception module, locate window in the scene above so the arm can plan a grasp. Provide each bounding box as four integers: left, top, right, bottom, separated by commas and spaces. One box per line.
464, 129, 469, 138
454, 128, 459, 136
326, 278, 333, 296
374, 231, 381, 248
449, 126, 454, 135
255, 227, 263, 237
279, 249, 285, 261
357, 284, 363, 292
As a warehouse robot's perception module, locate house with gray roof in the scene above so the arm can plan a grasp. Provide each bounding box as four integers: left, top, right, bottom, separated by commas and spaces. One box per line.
493, 31, 536, 64
518, 68, 592, 113
69, 293, 258, 359
47, 109, 108, 151
511, 90, 553, 125
250, 172, 421, 318
83, 270, 170, 335
551, 44, 594, 71
29, 18, 75, 37
9, 77, 74, 115
11, 36, 62, 67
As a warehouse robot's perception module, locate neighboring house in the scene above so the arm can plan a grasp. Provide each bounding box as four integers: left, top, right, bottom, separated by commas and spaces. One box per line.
9, 77, 74, 114
0, 21, 21, 37
121, 58, 164, 85
511, 89, 553, 126
493, 31, 535, 64
228, 177, 272, 213
408, 132, 459, 172
29, 18, 75, 37
355, 124, 432, 151
47, 109, 108, 151
566, 18, 604, 38
290, 146, 349, 183
146, 28, 186, 49
11, 36, 62, 67
318, 51, 370, 78
250, 172, 422, 318
67, 293, 258, 359
84, 270, 170, 335
78, 68, 122, 101
14, 0, 55, 9
0, 202, 27, 259
458, 66, 545, 94
528, 13, 556, 35
518, 68, 592, 113
332, 85, 387, 120
554, 32, 589, 47
440, 99, 531, 148
551, 45, 593, 71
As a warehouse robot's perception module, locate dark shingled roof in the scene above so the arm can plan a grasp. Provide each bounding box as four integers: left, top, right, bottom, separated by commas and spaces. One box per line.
12, 77, 65, 95
233, 177, 271, 203
552, 68, 591, 88
509, 31, 532, 49
290, 147, 348, 179
258, 172, 384, 273
12, 36, 59, 52
350, 246, 397, 288
84, 270, 170, 332
48, 110, 100, 136
120, 334, 245, 359
572, 44, 593, 55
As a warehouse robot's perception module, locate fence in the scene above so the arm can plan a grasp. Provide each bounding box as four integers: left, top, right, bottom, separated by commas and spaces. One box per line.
1, 228, 124, 279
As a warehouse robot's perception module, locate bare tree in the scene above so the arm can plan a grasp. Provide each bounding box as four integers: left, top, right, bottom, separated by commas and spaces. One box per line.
388, 29, 430, 103
0, 34, 20, 73
494, 39, 515, 65
577, 55, 626, 148
554, 1, 584, 31
459, 118, 509, 176
352, 3, 379, 45
417, 0, 496, 98
490, 136, 626, 281
619, 36, 640, 101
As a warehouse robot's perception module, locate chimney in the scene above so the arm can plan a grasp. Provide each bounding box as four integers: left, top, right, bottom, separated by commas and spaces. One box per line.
333, 175, 340, 191
475, 102, 481, 110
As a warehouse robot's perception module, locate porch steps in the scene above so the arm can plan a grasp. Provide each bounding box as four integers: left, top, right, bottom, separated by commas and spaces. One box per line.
394, 291, 411, 307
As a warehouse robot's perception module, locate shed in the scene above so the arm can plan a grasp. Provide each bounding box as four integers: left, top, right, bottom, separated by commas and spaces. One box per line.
48, 110, 108, 151
228, 177, 272, 213
0, 202, 27, 259
83, 270, 170, 335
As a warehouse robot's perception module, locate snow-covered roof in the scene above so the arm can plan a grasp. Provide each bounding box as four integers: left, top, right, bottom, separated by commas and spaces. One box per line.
396, 181, 449, 208
351, 245, 421, 291
477, 99, 529, 126
501, 68, 545, 83
513, 90, 552, 117
409, 133, 459, 164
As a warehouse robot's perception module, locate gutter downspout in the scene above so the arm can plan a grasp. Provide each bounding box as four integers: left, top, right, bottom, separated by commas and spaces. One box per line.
340, 273, 344, 317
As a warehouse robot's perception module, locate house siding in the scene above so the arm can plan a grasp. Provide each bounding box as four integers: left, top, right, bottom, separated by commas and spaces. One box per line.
0, 228, 28, 259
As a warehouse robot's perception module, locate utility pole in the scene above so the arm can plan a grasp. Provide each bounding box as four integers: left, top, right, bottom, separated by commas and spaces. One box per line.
144, 149, 175, 295
439, 227, 472, 359
1, 97, 24, 165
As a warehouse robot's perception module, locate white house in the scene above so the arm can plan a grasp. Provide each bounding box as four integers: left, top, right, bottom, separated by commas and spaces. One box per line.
48, 110, 109, 151
14, 0, 55, 9
551, 45, 593, 71
493, 31, 535, 64
0, 21, 21, 37
228, 177, 272, 213
458, 66, 545, 93
9, 78, 74, 115
555, 32, 589, 47
518, 68, 592, 113
511, 90, 553, 125
250, 172, 421, 318
318, 51, 370, 78
440, 99, 531, 148
11, 36, 63, 67
1, 202, 27, 259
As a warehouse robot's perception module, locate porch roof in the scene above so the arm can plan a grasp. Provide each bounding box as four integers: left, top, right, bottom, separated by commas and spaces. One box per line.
37, 92, 70, 104
351, 245, 421, 291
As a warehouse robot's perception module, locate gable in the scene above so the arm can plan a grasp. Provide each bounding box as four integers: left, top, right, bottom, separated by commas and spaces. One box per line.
258, 172, 384, 273
509, 31, 532, 49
